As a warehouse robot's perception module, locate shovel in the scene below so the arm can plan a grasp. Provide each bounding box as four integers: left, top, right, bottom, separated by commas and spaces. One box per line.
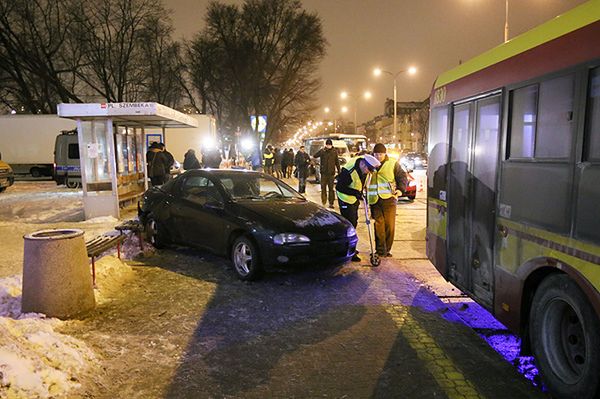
362, 174, 380, 267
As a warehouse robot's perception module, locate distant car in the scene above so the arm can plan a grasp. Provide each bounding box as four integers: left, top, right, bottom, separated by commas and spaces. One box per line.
400, 152, 428, 170
138, 169, 358, 280
402, 167, 417, 201
0, 159, 14, 193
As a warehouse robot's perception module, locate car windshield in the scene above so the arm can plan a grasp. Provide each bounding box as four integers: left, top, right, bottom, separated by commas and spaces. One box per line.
216, 174, 304, 200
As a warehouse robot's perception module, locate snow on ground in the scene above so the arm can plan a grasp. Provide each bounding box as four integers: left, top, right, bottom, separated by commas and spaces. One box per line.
0, 181, 139, 398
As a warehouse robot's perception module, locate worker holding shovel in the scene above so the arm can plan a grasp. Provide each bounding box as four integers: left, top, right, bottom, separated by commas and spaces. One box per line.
367, 143, 408, 258
336, 154, 381, 262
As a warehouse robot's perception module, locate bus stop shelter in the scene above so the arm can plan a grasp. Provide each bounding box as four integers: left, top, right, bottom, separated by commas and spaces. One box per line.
57, 102, 198, 220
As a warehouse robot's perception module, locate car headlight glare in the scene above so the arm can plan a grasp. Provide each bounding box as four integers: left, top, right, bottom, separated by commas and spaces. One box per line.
347, 226, 357, 237
273, 233, 310, 245
408, 181, 417, 187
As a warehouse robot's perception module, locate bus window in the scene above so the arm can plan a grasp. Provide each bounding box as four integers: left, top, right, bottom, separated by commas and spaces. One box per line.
535, 74, 574, 158
509, 84, 537, 159
509, 74, 575, 160
427, 106, 449, 197
586, 67, 600, 161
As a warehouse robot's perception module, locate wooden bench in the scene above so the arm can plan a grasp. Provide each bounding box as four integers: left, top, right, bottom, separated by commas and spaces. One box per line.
85, 234, 126, 286
115, 219, 144, 251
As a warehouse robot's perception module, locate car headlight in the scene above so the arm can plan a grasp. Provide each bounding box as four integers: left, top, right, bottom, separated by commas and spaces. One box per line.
347, 226, 356, 237
273, 233, 310, 245
408, 180, 417, 187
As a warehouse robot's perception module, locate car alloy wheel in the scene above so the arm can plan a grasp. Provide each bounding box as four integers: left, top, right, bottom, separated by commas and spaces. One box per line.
231, 236, 261, 281
146, 217, 168, 249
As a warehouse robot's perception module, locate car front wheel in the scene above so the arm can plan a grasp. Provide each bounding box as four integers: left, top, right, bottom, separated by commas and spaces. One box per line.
231, 236, 262, 281
529, 274, 600, 399
145, 215, 169, 249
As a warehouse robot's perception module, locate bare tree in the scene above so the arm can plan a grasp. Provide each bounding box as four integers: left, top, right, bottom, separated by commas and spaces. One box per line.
72, 0, 165, 102
0, 0, 84, 113
187, 0, 326, 147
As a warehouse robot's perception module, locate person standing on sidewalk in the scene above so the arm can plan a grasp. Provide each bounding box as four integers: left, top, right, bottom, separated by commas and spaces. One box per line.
273, 147, 283, 179
263, 145, 274, 176
367, 143, 408, 257
294, 145, 310, 193
313, 139, 340, 209
336, 154, 380, 261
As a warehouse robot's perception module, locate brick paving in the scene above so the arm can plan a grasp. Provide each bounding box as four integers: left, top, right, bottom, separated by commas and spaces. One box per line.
63, 175, 546, 398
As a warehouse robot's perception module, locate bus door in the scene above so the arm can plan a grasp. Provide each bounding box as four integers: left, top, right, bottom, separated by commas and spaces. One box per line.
447, 94, 501, 307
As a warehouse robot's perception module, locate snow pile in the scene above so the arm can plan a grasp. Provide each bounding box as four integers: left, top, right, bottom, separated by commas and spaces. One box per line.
93, 255, 135, 304
0, 275, 96, 398
0, 257, 133, 398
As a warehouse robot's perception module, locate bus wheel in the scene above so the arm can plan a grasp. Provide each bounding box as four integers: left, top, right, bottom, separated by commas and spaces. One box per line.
530, 274, 600, 398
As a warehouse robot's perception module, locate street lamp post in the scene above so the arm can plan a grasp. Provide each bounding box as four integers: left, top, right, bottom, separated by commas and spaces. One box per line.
340, 91, 372, 134
373, 66, 416, 148
504, 0, 509, 42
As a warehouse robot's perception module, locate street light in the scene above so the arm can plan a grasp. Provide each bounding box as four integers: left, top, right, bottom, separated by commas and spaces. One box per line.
504, 0, 509, 42
373, 66, 417, 147
339, 90, 372, 134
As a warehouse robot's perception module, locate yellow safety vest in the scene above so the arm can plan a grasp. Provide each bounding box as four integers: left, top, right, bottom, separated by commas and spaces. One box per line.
336, 157, 364, 205
367, 158, 396, 205
263, 152, 273, 165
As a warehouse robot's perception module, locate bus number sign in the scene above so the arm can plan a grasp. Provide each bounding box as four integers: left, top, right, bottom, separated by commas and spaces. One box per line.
433, 87, 447, 105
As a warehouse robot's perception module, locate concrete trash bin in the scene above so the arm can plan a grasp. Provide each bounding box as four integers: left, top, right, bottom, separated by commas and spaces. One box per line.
22, 229, 95, 318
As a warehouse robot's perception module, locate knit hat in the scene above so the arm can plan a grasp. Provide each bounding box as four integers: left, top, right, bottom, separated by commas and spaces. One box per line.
362, 154, 381, 171
325, 139, 333, 145
373, 143, 387, 154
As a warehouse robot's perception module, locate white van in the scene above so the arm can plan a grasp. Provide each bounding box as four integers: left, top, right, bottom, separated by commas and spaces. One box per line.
305, 138, 349, 183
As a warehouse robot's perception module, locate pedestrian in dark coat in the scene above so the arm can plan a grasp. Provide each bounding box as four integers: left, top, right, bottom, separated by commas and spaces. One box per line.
313, 139, 340, 208
294, 145, 311, 193
273, 148, 283, 179
285, 149, 294, 178
203, 148, 222, 169
158, 143, 175, 181
146, 142, 167, 186
183, 149, 201, 170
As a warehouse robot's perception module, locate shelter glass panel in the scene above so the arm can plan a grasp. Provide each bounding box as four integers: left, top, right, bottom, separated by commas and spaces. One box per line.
81, 120, 110, 188
427, 106, 449, 196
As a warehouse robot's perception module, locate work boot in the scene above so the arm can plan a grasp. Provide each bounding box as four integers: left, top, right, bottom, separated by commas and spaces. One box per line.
385, 252, 393, 257
329, 204, 335, 209
351, 254, 361, 262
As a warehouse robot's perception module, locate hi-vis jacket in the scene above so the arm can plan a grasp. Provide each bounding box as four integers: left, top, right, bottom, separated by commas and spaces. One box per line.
336, 157, 366, 205
263, 151, 274, 166
367, 157, 408, 205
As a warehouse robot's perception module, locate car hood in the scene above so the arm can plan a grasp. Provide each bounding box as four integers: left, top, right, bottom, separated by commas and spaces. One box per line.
234, 200, 351, 240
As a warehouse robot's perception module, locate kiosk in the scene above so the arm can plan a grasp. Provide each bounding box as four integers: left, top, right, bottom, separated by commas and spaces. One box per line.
57, 102, 198, 220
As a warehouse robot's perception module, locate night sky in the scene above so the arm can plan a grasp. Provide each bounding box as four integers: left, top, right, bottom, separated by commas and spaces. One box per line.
166, 0, 587, 123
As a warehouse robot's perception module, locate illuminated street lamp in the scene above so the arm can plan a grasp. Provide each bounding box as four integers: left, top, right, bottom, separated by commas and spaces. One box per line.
339, 90, 372, 134
373, 66, 417, 145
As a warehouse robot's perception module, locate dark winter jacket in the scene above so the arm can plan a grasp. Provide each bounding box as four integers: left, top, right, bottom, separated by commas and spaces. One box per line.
146, 149, 167, 178
313, 147, 340, 176
163, 150, 175, 174
183, 150, 201, 170
294, 151, 311, 178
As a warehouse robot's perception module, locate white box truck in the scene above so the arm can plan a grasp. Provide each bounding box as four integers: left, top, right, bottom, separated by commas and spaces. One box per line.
145, 114, 217, 166
0, 114, 76, 177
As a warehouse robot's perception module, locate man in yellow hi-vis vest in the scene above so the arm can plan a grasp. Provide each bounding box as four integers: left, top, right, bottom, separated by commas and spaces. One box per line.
367, 143, 408, 257
336, 154, 381, 262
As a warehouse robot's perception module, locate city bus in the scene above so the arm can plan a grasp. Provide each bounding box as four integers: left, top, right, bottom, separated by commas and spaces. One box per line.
427, 1, 600, 397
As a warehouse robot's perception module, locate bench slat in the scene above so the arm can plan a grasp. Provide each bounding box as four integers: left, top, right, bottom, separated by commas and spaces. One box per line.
86, 235, 125, 257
